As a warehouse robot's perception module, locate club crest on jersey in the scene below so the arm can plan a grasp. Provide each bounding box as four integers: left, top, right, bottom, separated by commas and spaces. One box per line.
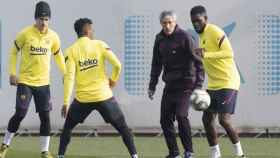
79, 58, 98, 71
30, 45, 48, 55
202, 40, 206, 45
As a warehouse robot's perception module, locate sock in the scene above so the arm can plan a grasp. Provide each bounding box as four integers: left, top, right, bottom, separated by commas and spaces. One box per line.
40, 136, 50, 152
210, 144, 221, 158
233, 141, 244, 156
3, 131, 15, 146
57, 155, 64, 158
131, 154, 138, 158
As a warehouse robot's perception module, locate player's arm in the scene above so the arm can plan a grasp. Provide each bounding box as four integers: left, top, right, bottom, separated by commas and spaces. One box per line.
149, 36, 163, 91
204, 27, 234, 59
186, 34, 205, 89
9, 32, 25, 86
52, 34, 66, 75
63, 49, 76, 108
102, 42, 121, 87
148, 36, 163, 100
9, 44, 19, 77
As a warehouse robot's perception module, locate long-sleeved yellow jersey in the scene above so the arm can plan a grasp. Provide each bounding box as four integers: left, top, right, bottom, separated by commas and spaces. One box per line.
9, 25, 66, 86
63, 37, 121, 106
199, 23, 240, 90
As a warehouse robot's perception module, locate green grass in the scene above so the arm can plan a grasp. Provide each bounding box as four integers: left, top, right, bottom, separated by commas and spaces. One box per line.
2, 136, 280, 158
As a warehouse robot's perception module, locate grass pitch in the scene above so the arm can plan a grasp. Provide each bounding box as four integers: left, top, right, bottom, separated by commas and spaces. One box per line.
2, 136, 280, 158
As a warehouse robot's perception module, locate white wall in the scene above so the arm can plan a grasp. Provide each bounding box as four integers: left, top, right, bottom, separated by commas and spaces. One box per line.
0, 0, 279, 129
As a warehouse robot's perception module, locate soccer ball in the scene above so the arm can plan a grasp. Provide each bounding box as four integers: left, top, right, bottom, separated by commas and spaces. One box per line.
190, 89, 211, 111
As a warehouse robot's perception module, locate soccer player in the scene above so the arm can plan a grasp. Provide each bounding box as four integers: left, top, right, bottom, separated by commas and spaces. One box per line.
190, 5, 246, 158
0, 1, 65, 158
148, 10, 204, 158
57, 18, 138, 158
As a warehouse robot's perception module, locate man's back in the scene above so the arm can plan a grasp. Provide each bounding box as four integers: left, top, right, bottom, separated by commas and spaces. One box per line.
64, 37, 121, 105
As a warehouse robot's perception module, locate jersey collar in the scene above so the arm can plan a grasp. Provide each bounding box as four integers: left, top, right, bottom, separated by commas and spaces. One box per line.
78, 36, 91, 41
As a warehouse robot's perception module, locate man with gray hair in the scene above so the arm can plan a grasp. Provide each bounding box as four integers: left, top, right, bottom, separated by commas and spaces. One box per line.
148, 10, 204, 158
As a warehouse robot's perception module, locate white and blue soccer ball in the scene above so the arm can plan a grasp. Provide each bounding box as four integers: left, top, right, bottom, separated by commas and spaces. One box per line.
190, 89, 211, 111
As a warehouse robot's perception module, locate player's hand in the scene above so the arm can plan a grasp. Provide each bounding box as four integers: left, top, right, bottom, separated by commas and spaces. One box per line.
9, 75, 17, 86
194, 48, 205, 58
61, 105, 69, 118
109, 78, 116, 88
148, 89, 155, 100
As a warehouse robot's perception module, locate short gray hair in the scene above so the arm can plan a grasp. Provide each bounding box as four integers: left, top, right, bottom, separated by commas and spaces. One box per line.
159, 10, 177, 22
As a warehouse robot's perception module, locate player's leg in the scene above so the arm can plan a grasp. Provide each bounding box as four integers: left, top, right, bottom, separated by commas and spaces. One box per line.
0, 84, 32, 158
57, 116, 79, 157
58, 99, 92, 157
218, 113, 245, 157
217, 89, 245, 157
175, 90, 193, 158
33, 85, 53, 158
97, 97, 138, 158
203, 90, 221, 158
202, 112, 218, 146
202, 111, 220, 158
160, 89, 180, 158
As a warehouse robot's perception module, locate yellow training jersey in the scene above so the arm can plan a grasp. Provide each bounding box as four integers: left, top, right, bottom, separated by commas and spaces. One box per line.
64, 37, 121, 106
9, 25, 66, 86
199, 23, 240, 90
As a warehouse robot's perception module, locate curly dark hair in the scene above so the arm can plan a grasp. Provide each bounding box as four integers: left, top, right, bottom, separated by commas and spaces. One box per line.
74, 18, 93, 37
